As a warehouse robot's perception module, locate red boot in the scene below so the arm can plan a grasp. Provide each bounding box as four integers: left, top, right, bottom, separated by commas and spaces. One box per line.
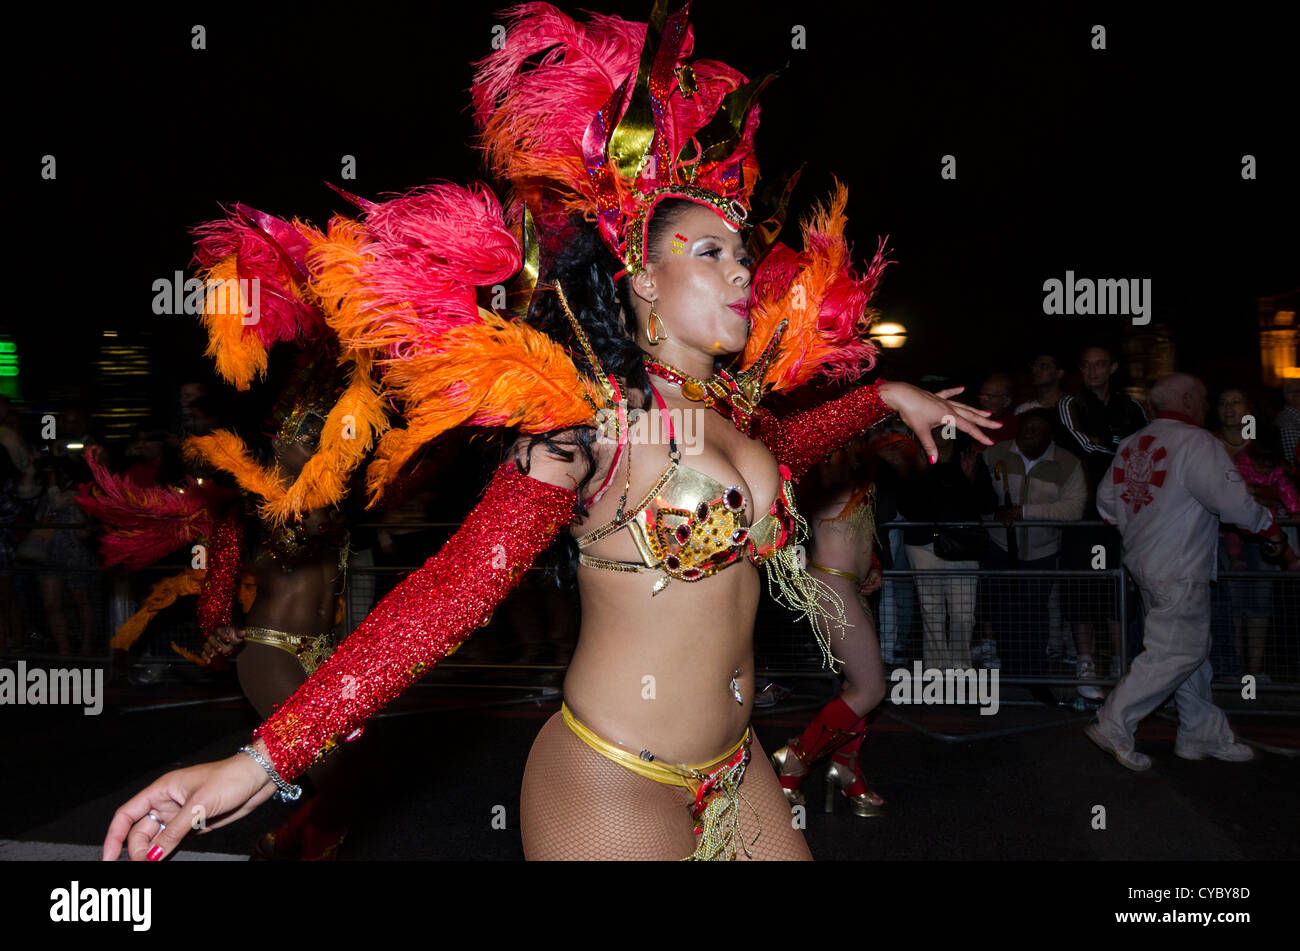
824, 731, 885, 817
252, 797, 348, 861
769, 696, 865, 807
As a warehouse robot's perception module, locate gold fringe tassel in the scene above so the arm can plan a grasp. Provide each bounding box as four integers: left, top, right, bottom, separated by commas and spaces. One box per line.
763, 505, 851, 674
686, 753, 762, 862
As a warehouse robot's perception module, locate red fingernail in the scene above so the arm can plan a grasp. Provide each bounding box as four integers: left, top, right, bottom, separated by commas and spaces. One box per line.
147, 846, 163, 861
929, 453, 937, 464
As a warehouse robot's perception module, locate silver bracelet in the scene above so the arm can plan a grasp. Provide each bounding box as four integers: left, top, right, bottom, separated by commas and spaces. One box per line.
239, 745, 302, 802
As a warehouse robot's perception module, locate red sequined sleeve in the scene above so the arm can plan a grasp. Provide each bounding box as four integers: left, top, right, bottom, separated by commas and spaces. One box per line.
252, 461, 578, 780
752, 379, 895, 482
196, 515, 242, 640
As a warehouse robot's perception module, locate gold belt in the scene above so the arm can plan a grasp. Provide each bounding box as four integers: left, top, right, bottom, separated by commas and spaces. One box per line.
577, 553, 654, 574
559, 703, 759, 860
809, 560, 862, 585
241, 627, 334, 675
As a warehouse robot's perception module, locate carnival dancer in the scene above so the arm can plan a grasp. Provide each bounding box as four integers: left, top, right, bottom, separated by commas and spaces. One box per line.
771, 436, 889, 817
194, 350, 366, 861
84, 204, 391, 858
104, 2, 999, 861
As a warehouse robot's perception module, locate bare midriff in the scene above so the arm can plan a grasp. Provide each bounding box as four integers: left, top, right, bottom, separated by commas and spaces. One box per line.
245, 546, 340, 637
559, 394, 780, 766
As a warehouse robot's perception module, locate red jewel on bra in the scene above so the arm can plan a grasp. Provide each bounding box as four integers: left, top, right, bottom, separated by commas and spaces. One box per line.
724, 487, 744, 511
696, 501, 709, 521
731, 527, 749, 545
681, 567, 703, 580
675, 523, 691, 544
665, 554, 681, 571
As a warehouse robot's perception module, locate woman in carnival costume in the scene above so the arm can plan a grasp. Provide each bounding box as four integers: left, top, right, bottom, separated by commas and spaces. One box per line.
104, 1, 997, 861
83, 209, 389, 859
772, 434, 890, 817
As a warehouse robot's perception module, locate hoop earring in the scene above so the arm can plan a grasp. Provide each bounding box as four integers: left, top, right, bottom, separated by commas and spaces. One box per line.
646, 302, 667, 346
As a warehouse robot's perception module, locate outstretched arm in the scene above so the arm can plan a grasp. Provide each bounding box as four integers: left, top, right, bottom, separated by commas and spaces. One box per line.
753, 380, 1000, 482
104, 453, 585, 861
253, 459, 577, 780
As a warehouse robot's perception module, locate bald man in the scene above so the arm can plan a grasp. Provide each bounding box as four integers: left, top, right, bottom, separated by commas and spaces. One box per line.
1087, 374, 1298, 770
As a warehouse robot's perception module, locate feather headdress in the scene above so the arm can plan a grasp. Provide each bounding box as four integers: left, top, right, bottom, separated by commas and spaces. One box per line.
471, 1, 767, 275
185, 203, 391, 524
190, 206, 327, 390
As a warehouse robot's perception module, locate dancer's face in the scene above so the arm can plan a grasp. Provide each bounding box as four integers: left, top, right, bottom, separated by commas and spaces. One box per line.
630, 203, 754, 361
272, 414, 324, 478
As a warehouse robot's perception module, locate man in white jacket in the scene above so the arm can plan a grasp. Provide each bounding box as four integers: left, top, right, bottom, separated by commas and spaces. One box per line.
1087, 374, 1299, 770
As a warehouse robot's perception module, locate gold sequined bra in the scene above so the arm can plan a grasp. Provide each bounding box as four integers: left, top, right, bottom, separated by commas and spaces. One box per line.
577, 383, 802, 595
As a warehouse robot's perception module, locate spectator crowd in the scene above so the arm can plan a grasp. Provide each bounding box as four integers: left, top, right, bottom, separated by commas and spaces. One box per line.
2, 348, 1298, 687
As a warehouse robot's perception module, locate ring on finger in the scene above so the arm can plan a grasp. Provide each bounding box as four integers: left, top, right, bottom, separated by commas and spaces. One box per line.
146, 811, 167, 831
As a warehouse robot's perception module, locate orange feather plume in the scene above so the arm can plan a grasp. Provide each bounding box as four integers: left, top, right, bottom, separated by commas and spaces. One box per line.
198, 256, 267, 390
304, 217, 415, 352
111, 568, 205, 651
366, 308, 601, 503
261, 363, 389, 524
183, 431, 286, 505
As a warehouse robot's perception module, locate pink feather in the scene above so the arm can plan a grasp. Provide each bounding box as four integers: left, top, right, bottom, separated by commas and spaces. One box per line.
364, 183, 520, 287
335, 182, 521, 343
471, 4, 645, 132
75, 450, 215, 570
471, 3, 647, 197
190, 208, 327, 346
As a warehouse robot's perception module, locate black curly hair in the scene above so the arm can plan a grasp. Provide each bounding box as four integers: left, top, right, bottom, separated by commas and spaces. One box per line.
512, 198, 707, 514
509, 199, 713, 589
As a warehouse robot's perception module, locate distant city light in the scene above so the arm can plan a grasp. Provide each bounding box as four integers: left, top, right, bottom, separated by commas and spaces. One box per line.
869, 320, 908, 349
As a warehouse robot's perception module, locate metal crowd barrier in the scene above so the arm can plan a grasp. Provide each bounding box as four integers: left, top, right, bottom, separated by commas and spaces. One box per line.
2, 519, 1296, 705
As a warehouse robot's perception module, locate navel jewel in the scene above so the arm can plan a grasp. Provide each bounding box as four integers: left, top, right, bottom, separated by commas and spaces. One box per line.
730, 668, 742, 705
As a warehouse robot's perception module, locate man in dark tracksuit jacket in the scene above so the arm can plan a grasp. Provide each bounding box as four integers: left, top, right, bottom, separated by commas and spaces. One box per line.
1055, 345, 1149, 691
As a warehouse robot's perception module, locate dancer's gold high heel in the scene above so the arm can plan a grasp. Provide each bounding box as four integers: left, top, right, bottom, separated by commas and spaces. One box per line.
770, 745, 807, 807
824, 750, 885, 818
772, 696, 874, 811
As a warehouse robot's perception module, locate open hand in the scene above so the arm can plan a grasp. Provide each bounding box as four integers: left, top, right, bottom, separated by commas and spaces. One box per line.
102, 748, 276, 861
877, 382, 1001, 464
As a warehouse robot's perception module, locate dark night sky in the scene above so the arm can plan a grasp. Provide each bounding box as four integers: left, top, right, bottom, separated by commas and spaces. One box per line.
12, 1, 1297, 413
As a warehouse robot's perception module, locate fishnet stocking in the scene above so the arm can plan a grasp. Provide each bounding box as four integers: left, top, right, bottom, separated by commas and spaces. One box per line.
520, 712, 812, 860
